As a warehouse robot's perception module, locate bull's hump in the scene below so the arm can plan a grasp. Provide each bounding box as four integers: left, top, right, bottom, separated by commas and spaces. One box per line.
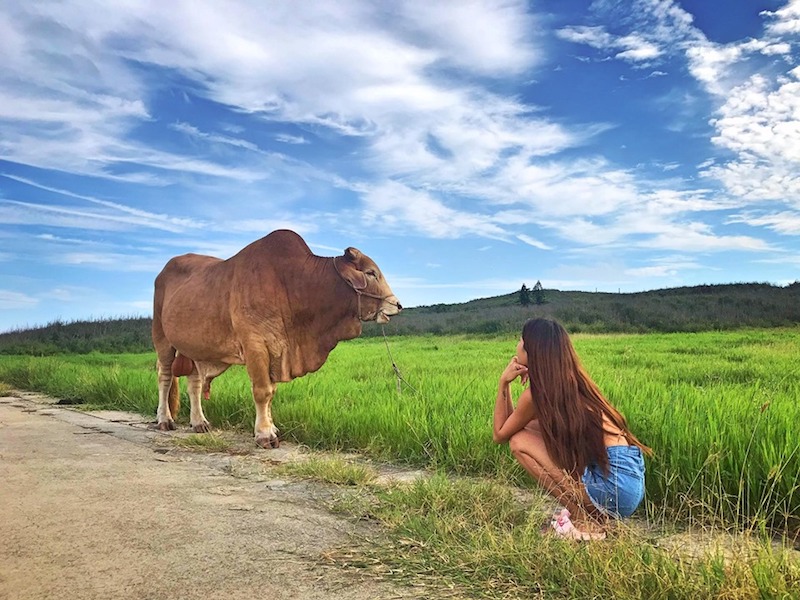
236, 229, 314, 261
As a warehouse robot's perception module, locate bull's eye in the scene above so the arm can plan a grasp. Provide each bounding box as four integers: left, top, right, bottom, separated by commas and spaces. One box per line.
366, 270, 378, 279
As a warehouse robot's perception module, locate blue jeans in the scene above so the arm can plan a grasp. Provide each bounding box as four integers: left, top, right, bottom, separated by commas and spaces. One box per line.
581, 445, 645, 518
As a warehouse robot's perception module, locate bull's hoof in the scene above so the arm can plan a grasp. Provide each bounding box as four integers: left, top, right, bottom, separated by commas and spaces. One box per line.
255, 434, 280, 449
158, 420, 177, 431
192, 422, 211, 434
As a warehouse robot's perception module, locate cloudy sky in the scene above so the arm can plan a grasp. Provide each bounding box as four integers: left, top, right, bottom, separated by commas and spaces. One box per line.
1, 0, 799, 332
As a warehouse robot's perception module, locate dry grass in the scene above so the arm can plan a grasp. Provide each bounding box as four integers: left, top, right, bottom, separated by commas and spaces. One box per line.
275, 456, 378, 486
327, 474, 800, 600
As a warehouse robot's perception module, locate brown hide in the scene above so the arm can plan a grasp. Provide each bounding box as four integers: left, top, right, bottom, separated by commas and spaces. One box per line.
152, 229, 399, 383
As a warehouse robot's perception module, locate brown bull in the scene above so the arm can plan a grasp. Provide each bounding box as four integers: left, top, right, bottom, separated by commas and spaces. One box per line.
152, 229, 401, 448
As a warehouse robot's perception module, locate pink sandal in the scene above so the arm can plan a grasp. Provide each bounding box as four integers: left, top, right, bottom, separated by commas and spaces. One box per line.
551, 509, 606, 541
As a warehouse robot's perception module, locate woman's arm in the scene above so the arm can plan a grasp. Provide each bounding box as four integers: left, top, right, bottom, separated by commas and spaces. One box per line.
492, 358, 535, 444
493, 381, 514, 443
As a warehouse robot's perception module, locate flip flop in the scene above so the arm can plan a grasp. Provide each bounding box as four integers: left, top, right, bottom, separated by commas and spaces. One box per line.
551, 509, 606, 541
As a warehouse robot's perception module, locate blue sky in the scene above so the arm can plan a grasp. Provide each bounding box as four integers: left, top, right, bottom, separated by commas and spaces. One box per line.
1, 0, 799, 333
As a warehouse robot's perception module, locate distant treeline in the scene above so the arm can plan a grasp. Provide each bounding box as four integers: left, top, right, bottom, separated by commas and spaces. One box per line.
362, 281, 800, 337
0, 317, 153, 356
2, 282, 799, 355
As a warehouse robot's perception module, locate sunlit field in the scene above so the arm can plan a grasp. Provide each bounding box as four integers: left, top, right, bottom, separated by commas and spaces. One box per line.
1, 329, 798, 533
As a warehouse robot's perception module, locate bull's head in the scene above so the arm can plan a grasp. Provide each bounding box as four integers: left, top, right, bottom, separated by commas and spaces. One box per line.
337, 247, 402, 323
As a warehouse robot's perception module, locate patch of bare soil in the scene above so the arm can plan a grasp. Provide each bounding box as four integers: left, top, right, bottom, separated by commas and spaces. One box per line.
0, 392, 424, 600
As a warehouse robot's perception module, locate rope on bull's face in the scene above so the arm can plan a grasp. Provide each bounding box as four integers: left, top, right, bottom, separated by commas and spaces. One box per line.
333, 255, 394, 321
332, 256, 415, 394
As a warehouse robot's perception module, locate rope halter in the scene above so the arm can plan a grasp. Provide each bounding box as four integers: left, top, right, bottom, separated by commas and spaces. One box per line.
332, 256, 399, 321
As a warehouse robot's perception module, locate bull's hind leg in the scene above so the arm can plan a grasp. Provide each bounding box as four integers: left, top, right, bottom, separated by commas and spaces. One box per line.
187, 361, 229, 433
244, 349, 279, 448
186, 367, 209, 433
155, 354, 178, 431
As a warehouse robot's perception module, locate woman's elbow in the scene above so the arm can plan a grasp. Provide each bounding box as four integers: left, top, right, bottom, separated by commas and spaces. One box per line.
492, 431, 508, 445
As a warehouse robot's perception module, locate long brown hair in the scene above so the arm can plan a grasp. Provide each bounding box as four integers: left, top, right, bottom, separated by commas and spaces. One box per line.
522, 318, 651, 475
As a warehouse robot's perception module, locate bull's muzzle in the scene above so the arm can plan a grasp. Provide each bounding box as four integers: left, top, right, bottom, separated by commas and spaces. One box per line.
377, 295, 402, 323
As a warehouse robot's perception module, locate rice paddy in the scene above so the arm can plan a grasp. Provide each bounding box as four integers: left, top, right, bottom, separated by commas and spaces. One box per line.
1, 328, 798, 532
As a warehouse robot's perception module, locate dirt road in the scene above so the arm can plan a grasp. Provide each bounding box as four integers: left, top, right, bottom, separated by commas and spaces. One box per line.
0, 393, 414, 600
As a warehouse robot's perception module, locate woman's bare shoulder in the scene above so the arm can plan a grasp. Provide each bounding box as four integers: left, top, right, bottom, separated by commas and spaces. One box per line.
518, 387, 538, 418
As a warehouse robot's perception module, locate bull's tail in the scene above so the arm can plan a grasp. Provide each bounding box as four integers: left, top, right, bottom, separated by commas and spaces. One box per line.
168, 377, 180, 420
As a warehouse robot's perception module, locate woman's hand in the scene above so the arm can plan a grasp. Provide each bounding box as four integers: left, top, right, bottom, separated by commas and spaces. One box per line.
500, 356, 528, 386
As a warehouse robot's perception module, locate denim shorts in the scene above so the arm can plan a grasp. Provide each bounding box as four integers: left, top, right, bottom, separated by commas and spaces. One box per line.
581, 445, 645, 518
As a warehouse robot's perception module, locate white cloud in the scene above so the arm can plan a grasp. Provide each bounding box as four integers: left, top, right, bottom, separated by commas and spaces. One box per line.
625, 256, 703, 277
466, 156, 639, 219
126, 300, 153, 311
762, 0, 800, 36
642, 229, 772, 252
659, 2, 800, 207
626, 265, 678, 277
0, 0, 704, 256
0, 0, 580, 222
35, 233, 111, 247
362, 181, 508, 239
704, 70, 800, 204
389, 275, 531, 291
685, 43, 744, 95
50, 252, 165, 272
4, 174, 207, 231
516, 234, 551, 250
0, 290, 39, 309
557, 25, 613, 48
275, 134, 309, 145
755, 255, 800, 266
41, 286, 96, 302
0, 198, 210, 234
393, 0, 539, 75
533, 187, 769, 252
615, 36, 662, 63
171, 122, 264, 152
557, 0, 701, 66
0, 0, 795, 262
728, 211, 800, 235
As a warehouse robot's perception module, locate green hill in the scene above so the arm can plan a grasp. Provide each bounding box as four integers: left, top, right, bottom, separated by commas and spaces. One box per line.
361, 281, 800, 337
1, 282, 799, 355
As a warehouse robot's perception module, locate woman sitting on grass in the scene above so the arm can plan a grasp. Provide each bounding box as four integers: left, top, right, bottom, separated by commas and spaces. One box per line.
493, 318, 651, 540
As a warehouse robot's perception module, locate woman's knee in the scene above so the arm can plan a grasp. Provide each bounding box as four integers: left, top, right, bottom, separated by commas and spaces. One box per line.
508, 430, 528, 457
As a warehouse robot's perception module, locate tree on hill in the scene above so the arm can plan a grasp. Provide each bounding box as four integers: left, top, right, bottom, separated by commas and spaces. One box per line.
519, 283, 531, 306
533, 280, 545, 305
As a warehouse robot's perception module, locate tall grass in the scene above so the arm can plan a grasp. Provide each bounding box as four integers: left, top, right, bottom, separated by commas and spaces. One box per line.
1, 329, 798, 531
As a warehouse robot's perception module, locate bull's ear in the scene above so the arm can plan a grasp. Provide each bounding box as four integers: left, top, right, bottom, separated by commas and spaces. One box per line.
340, 263, 367, 290
350, 271, 368, 290
344, 247, 362, 262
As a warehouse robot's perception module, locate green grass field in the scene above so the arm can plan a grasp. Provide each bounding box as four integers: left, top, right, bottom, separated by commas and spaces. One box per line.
1, 328, 798, 533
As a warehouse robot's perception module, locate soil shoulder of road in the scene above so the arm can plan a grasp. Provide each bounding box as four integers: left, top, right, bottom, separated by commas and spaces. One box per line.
0, 390, 431, 600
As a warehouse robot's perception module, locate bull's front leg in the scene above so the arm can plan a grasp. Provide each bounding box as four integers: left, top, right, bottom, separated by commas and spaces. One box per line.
245, 351, 279, 448
156, 358, 177, 431
253, 384, 279, 448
